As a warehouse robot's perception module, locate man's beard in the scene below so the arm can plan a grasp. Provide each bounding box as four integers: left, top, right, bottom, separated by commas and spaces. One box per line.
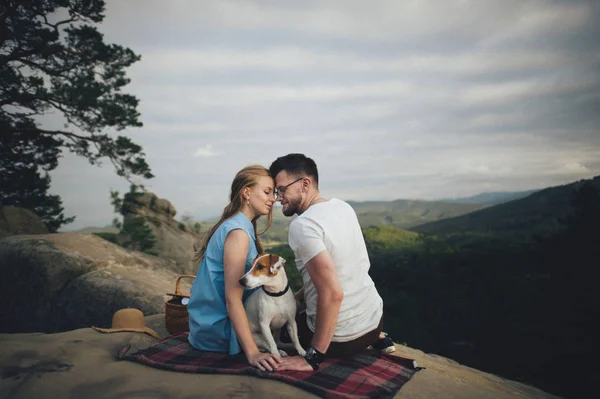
282, 197, 302, 216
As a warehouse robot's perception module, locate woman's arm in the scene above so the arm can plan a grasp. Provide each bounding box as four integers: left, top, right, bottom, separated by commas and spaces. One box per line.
223, 229, 280, 371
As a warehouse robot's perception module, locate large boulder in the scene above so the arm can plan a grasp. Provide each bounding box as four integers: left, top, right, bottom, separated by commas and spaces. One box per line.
0, 323, 560, 399
118, 192, 200, 274
0, 233, 193, 334
0, 205, 48, 239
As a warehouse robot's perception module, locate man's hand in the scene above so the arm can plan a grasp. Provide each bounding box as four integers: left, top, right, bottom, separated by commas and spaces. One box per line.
277, 355, 314, 372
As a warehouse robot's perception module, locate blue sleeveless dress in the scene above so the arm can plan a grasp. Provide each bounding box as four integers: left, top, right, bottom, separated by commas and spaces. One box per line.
187, 212, 259, 355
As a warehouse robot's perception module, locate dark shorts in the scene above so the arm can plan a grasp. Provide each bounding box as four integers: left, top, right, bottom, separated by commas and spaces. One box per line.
295, 311, 384, 357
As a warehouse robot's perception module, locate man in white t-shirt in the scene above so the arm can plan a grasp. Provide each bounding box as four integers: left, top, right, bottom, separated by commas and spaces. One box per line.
269, 153, 394, 372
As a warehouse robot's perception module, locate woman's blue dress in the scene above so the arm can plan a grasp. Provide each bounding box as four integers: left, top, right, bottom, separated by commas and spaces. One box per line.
187, 212, 258, 355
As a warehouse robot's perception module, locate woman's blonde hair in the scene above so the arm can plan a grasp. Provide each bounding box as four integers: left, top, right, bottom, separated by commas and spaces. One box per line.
194, 165, 273, 263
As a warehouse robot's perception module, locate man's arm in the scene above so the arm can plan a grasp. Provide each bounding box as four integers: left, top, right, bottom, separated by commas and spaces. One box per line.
278, 219, 341, 372
277, 249, 343, 372
305, 249, 344, 354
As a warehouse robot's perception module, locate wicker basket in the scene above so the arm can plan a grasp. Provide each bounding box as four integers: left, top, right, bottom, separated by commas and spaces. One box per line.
165, 275, 196, 335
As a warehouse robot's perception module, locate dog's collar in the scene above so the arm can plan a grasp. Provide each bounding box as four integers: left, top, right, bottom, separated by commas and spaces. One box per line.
262, 283, 290, 297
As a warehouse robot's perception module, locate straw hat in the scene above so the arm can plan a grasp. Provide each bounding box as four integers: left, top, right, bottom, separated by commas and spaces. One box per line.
92, 308, 160, 339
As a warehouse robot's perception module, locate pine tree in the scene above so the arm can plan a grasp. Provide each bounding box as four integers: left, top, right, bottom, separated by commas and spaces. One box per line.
1, 0, 153, 230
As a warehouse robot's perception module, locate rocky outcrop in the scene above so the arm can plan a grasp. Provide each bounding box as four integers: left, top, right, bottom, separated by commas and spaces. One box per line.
0, 318, 560, 399
0, 230, 562, 398
0, 233, 193, 334
0, 206, 48, 239
117, 192, 200, 275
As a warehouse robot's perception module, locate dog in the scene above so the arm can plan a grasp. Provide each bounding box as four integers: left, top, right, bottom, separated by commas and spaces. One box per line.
239, 253, 306, 357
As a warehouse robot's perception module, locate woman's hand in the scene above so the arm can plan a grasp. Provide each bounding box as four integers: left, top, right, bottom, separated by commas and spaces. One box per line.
247, 351, 282, 372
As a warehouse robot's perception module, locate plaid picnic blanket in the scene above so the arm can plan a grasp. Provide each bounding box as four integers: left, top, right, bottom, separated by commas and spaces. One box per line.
118, 332, 421, 399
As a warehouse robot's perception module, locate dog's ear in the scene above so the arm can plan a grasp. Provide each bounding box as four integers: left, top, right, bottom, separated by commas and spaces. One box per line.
269, 255, 284, 274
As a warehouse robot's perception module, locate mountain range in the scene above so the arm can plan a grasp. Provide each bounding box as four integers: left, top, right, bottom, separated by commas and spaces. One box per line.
69, 179, 594, 243
438, 189, 538, 205
410, 176, 600, 238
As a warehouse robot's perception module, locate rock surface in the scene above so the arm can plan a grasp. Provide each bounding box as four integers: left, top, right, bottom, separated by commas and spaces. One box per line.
0, 315, 560, 399
0, 229, 563, 398
118, 191, 200, 274
0, 233, 193, 334
0, 206, 48, 239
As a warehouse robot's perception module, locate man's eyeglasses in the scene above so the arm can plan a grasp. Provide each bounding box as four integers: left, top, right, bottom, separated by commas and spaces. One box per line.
274, 177, 303, 198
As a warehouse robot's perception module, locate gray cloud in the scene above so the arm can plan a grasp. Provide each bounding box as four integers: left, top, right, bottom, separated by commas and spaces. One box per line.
50, 0, 600, 230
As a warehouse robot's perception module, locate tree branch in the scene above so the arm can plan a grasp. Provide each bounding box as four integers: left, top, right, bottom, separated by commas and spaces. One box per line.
0, 39, 68, 66
7, 126, 104, 145
10, 57, 71, 77
44, 99, 80, 126
41, 15, 79, 32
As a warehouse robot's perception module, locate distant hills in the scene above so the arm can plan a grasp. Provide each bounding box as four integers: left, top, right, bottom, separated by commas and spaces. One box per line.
71, 198, 486, 243
259, 189, 549, 242
410, 176, 600, 238
69, 182, 586, 243
438, 189, 538, 205
348, 199, 485, 228
257, 199, 486, 243
69, 225, 119, 234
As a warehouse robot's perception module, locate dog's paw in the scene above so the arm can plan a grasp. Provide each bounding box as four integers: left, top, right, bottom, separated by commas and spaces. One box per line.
297, 348, 306, 357
278, 349, 289, 357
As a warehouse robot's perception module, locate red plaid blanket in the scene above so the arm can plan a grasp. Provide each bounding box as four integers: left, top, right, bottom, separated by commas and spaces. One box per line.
118, 332, 420, 399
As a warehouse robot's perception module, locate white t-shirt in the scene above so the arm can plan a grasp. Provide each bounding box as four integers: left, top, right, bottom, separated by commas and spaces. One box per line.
288, 198, 383, 342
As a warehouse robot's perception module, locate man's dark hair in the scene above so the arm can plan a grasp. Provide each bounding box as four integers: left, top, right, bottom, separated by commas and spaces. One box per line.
269, 153, 319, 185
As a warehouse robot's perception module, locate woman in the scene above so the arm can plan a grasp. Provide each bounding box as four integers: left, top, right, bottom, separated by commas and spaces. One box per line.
187, 165, 280, 372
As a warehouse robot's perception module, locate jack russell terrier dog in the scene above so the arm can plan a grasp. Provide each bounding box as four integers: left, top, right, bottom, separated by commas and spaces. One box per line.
239, 253, 306, 357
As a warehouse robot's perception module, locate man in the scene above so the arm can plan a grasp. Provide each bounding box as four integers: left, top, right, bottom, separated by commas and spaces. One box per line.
269, 153, 394, 372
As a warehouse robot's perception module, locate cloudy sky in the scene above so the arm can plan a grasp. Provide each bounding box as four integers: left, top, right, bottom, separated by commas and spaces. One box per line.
51, 0, 600, 230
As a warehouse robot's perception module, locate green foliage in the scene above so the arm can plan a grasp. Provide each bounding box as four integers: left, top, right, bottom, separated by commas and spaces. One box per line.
255, 199, 484, 244
119, 216, 158, 256
0, 0, 152, 231
110, 185, 157, 256
92, 231, 118, 244
0, 130, 74, 231
180, 213, 205, 235
72, 224, 118, 234
256, 211, 293, 244
268, 226, 419, 297
368, 179, 600, 399
178, 222, 186, 231
362, 225, 421, 252
269, 244, 303, 292
109, 190, 123, 229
